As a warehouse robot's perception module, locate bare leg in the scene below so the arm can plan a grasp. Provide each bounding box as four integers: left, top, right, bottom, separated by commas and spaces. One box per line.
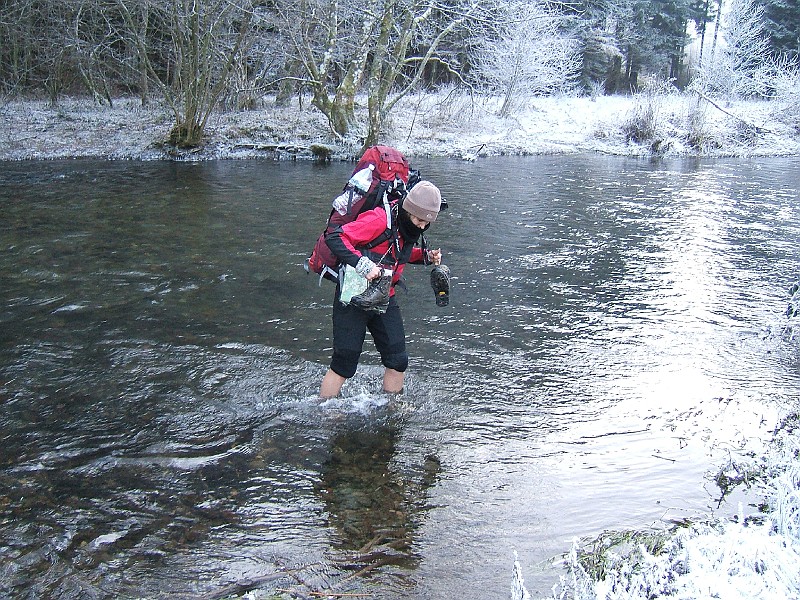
383, 368, 405, 394
320, 369, 346, 399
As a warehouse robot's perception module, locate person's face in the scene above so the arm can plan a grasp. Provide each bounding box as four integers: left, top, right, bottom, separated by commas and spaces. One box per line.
409, 214, 429, 229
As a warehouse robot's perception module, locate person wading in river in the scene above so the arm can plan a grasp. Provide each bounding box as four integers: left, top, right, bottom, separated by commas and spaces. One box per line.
320, 181, 444, 399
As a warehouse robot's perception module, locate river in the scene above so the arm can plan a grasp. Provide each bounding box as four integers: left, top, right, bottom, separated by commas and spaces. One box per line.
1, 155, 799, 599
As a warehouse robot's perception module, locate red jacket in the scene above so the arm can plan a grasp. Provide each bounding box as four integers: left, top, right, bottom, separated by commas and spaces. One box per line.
325, 206, 426, 295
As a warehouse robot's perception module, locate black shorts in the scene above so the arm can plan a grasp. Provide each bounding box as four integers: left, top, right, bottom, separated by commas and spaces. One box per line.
329, 293, 408, 378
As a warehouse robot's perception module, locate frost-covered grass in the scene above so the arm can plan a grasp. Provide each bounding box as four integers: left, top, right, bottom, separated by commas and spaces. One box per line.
520, 416, 800, 600
1, 89, 798, 161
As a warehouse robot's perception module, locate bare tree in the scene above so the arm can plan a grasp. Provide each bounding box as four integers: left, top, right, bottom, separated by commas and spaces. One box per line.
117, 0, 255, 148
275, 0, 482, 148
471, 0, 580, 116
695, 0, 772, 98
0, 0, 37, 94
273, 0, 373, 140
771, 58, 800, 131
362, 0, 483, 146
0, 0, 79, 102
70, 0, 123, 106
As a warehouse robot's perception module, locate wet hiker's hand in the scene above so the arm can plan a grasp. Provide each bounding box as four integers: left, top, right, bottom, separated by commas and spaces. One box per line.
427, 248, 442, 265
366, 266, 383, 281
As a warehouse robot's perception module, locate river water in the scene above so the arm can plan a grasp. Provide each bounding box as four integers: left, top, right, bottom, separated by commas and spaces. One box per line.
1, 155, 799, 599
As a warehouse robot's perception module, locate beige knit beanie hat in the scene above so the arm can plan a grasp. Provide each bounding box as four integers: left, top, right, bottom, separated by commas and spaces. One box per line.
403, 181, 441, 222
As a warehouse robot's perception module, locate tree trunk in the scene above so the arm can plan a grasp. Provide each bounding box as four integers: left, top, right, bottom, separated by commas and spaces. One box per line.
498, 64, 520, 117
625, 45, 635, 92
711, 0, 724, 58
698, 0, 710, 67
364, 0, 397, 146
139, 4, 149, 106
606, 55, 622, 94
276, 57, 302, 107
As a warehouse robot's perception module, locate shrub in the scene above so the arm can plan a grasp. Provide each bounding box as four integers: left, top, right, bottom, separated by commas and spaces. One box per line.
621, 79, 673, 145
772, 65, 800, 133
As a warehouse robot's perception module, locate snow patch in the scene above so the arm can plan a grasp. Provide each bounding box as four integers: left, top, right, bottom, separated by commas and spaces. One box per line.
1, 92, 797, 162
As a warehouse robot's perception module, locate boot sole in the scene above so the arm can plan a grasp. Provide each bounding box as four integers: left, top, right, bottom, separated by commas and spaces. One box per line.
430, 266, 450, 307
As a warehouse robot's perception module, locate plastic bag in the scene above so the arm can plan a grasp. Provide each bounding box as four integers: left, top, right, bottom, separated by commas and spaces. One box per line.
339, 264, 367, 305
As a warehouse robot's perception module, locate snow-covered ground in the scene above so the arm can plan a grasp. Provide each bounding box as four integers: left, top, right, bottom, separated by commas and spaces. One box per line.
1, 91, 798, 161
2, 92, 799, 600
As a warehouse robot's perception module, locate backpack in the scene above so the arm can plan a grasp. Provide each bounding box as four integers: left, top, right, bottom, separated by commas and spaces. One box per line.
305, 145, 416, 283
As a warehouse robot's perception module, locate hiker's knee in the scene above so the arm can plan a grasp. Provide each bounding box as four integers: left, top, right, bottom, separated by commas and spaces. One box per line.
330, 349, 360, 379
382, 351, 408, 373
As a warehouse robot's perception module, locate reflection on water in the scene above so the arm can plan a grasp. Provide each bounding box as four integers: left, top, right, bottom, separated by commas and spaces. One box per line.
316, 424, 440, 591
1, 156, 799, 599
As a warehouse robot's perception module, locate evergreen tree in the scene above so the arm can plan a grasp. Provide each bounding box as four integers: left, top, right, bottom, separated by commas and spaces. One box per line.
566, 0, 623, 94
639, 0, 711, 87
758, 0, 800, 59
570, 0, 693, 93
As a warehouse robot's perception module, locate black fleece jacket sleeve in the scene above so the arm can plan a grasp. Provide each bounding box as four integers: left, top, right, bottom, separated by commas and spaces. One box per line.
324, 228, 361, 268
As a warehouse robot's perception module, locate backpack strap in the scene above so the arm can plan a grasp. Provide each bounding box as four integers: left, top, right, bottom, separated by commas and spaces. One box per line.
318, 264, 339, 285
361, 178, 406, 215
359, 228, 394, 252
419, 232, 430, 264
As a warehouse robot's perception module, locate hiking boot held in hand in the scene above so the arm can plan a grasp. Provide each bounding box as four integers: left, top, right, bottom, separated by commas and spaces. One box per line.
430, 264, 450, 307
350, 270, 392, 312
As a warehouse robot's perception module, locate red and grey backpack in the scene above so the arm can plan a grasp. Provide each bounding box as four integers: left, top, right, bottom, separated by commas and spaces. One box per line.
305, 145, 416, 283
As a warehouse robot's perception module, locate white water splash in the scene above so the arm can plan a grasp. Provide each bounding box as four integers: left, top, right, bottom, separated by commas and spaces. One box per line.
318, 391, 390, 415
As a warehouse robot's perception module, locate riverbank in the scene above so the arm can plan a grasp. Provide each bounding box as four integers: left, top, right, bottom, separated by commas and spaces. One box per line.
1, 91, 799, 161
542, 418, 800, 600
